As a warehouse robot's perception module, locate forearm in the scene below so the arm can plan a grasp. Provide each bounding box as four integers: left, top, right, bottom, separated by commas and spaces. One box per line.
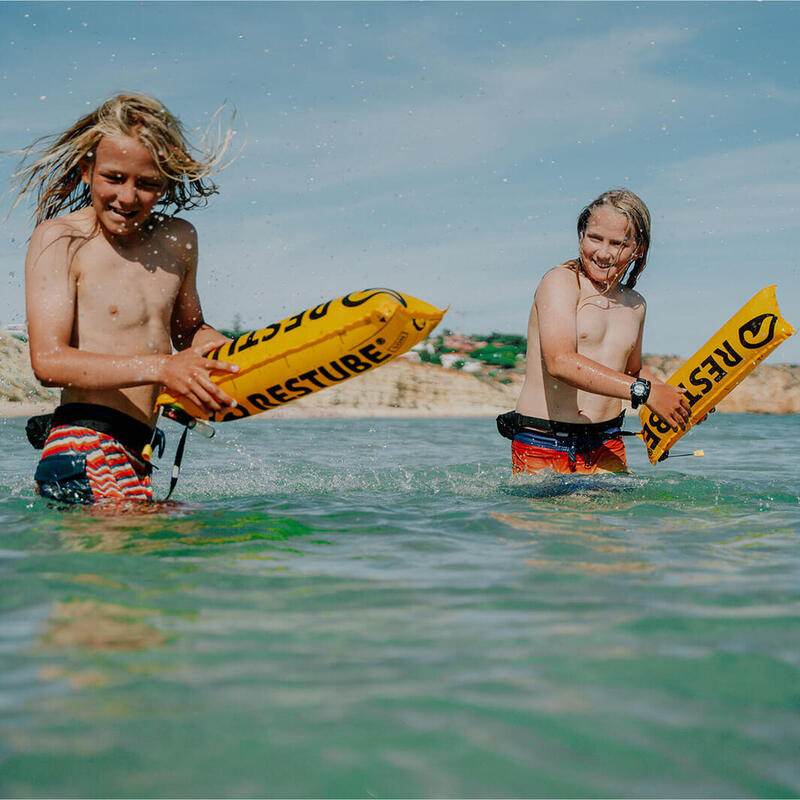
172, 321, 231, 353
31, 346, 167, 391
638, 365, 665, 385
189, 323, 232, 352
546, 352, 635, 400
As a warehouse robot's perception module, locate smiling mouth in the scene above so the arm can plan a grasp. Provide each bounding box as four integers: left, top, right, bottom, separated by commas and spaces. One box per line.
108, 206, 138, 220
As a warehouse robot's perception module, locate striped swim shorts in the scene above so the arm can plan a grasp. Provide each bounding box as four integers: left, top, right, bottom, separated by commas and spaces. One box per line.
34, 405, 154, 505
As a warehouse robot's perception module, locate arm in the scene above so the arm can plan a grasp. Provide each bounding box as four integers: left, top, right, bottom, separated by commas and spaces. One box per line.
166, 224, 238, 410
537, 268, 689, 429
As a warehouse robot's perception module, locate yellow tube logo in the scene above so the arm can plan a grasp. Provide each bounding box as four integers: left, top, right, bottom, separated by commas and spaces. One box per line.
156, 288, 445, 422
639, 286, 795, 464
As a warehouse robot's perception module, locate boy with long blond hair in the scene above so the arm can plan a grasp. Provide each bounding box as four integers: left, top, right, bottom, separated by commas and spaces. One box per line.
15, 92, 239, 504
499, 189, 691, 475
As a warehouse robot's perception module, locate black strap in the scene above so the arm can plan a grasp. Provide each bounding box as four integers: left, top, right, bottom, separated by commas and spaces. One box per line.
163, 424, 189, 502
143, 405, 193, 503
497, 410, 626, 441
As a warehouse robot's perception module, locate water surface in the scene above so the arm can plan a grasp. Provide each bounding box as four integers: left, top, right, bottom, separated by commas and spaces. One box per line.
1, 414, 799, 798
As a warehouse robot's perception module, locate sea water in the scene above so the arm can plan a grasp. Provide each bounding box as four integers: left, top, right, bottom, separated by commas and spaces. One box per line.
0, 413, 798, 798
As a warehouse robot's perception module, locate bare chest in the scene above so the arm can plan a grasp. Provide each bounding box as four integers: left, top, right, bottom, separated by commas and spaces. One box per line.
576, 294, 642, 355
72, 240, 184, 331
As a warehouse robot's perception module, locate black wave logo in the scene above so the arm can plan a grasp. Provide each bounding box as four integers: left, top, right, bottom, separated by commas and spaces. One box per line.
341, 288, 407, 308
738, 313, 777, 349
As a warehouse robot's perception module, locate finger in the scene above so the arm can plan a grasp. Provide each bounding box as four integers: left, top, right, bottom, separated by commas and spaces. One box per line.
206, 359, 240, 374
184, 379, 221, 412
192, 382, 224, 412
199, 339, 232, 357
199, 373, 238, 407
184, 372, 223, 409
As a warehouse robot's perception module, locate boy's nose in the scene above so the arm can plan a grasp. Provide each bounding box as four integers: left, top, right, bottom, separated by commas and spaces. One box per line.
596, 245, 612, 263
116, 182, 137, 206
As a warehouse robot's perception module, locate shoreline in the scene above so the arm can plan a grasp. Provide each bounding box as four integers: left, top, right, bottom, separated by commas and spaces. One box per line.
2, 333, 799, 420
3, 401, 798, 422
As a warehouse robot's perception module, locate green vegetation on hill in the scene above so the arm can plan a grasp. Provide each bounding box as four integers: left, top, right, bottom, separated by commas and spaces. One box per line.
422, 330, 527, 370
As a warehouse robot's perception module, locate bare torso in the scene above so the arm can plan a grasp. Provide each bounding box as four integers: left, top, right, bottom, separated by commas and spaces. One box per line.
516, 264, 645, 424
60, 209, 192, 422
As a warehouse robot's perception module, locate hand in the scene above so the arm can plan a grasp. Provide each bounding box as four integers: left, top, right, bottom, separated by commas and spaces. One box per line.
160, 343, 239, 413
645, 383, 691, 431
193, 330, 234, 353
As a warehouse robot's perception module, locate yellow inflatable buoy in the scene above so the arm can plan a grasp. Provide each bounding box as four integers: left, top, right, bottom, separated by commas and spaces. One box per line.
155, 288, 446, 422
640, 285, 795, 463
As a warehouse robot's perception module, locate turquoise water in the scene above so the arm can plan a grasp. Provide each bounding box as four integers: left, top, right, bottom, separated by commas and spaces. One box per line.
1, 413, 799, 798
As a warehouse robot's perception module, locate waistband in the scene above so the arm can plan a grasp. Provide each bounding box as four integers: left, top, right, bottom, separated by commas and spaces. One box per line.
52, 403, 154, 456
512, 426, 623, 451
497, 409, 625, 441
521, 411, 625, 436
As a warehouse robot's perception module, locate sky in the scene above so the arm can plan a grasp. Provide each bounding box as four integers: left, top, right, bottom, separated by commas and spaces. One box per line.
1, 1, 799, 362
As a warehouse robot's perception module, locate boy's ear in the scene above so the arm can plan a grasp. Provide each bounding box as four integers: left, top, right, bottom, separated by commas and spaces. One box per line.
79, 158, 92, 186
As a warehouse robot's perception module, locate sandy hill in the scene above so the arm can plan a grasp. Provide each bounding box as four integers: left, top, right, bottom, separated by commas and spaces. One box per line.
1, 334, 798, 418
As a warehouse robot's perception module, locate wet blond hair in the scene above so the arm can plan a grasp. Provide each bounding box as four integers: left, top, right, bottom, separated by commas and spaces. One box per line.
11, 92, 235, 224
566, 188, 651, 289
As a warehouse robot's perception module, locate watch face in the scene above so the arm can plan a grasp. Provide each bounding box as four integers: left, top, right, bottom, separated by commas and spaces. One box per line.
632, 382, 647, 397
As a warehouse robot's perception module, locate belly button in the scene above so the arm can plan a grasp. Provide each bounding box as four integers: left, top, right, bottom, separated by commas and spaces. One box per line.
109, 305, 119, 317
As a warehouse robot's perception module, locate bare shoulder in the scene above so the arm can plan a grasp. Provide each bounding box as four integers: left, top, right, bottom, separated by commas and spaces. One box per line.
617, 284, 647, 315
30, 212, 82, 246
153, 215, 198, 264
27, 211, 93, 264
535, 263, 580, 301
154, 214, 197, 243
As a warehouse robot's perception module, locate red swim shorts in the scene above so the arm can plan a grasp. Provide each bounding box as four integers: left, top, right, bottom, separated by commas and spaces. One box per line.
511, 435, 628, 475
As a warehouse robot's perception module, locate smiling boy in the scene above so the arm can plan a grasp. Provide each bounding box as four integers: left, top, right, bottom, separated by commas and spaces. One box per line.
501, 189, 690, 474
17, 93, 239, 504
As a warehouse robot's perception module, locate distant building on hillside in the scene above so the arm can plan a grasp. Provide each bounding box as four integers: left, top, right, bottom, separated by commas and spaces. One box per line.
442, 334, 486, 353
412, 341, 436, 355
439, 353, 463, 369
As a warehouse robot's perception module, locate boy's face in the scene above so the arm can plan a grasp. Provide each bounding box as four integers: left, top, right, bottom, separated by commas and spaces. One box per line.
579, 205, 641, 288
80, 134, 165, 242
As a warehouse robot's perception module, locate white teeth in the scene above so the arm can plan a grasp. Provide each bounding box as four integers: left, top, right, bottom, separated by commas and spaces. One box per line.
110, 207, 136, 219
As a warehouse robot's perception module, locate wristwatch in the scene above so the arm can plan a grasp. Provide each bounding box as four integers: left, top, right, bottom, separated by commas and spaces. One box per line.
630, 378, 651, 409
